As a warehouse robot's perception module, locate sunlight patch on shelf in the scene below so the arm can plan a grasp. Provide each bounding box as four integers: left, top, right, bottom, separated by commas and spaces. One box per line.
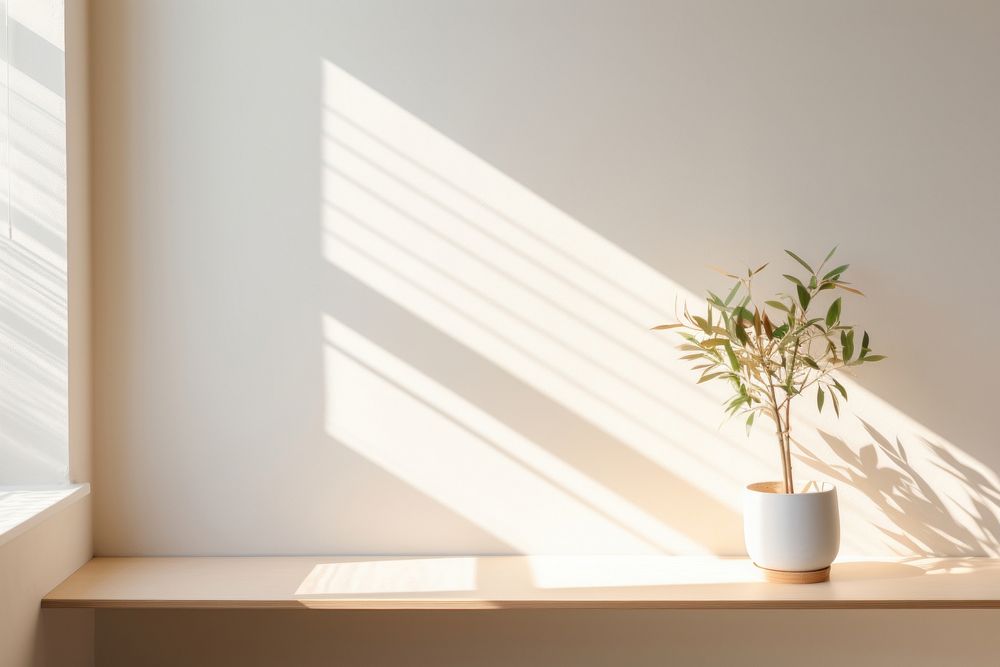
296, 557, 478, 596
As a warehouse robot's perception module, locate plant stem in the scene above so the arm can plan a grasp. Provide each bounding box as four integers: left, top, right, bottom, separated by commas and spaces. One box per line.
775, 419, 790, 493
783, 398, 794, 493
757, 323, 792, 495
782, 311, 804, 493
764, 382, 790, 494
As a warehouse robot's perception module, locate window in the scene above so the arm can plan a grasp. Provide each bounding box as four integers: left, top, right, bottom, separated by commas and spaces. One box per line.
0, 0, 69, 485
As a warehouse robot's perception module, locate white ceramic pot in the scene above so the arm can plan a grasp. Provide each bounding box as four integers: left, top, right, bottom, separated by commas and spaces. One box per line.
743, 481, 840, 573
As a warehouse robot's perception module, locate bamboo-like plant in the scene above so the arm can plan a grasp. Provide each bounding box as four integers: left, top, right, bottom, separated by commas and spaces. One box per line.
653, 248, 885, 494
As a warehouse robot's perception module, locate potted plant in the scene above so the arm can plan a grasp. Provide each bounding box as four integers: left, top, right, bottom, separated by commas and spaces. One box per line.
653, 248, 884, 583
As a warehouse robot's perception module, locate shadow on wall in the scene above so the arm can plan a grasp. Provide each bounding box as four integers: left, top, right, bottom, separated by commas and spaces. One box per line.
797, 419, 1000, 556
0, 16, 69, 484
318, 59, 1000, 557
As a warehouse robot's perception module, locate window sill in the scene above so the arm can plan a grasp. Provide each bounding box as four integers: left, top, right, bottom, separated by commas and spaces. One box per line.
0, 483, 90, 548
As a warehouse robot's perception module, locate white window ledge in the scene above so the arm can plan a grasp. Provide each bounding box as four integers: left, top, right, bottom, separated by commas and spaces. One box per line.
0, 484, 90, 548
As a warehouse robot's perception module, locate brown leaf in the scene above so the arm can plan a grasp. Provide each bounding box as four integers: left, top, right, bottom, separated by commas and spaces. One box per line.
708, 265, 741, 279
835, 283, 865, 296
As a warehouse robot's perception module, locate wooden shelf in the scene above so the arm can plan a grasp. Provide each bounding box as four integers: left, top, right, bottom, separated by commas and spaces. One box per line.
42, 555, 1000, 610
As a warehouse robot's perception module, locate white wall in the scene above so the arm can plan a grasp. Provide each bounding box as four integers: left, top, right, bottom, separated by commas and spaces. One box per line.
91, 0, 1000, 558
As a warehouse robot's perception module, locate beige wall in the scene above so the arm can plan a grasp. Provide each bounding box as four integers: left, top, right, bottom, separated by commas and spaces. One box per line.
90, 0, 1000, 558
0, 496, 93, 667
67, 0, 91, 485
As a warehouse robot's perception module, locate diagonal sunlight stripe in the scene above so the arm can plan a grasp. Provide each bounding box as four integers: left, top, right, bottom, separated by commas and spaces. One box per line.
322, 107, 673, 336
320, 131, 772, 494
319, 171, 755, 476
321, 132, 738, 417
323, 314, 707, 554
321, 61, 1000, 556
321, 220, 748, 516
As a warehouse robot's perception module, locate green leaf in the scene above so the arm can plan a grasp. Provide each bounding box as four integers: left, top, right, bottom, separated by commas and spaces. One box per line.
817, 387, 825, 412
830, 391, 841, 417
825, 297, 842, 327
724, 343, 741, 371
821, 246, 838, 267
803, 356, 820, 370
783, 274, 804, 287
726, 394, 748, 413
796, 284, 811, 311
831, 377, 848, 400
733, 306, 754, 323
745, 412, 755, 436
734, 325, 750, 346
724, 281, 741, 306
771, 324, 788, 339
692, 316, 713, 334
651, 323, 683, 330
752, 262, 769, 275
765, 300, 789, 313
822, 264, 849, 281
734, 401, 750, 414
863, 354, 887, 362
785, 250, 814, 274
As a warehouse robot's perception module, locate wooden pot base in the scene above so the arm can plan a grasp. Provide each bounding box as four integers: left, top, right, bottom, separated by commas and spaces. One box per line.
756, 564, 831, 584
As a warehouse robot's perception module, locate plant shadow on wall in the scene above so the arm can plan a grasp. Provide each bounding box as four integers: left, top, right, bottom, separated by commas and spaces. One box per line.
796, 420, 1000, 556
318, 59, 1000, 557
